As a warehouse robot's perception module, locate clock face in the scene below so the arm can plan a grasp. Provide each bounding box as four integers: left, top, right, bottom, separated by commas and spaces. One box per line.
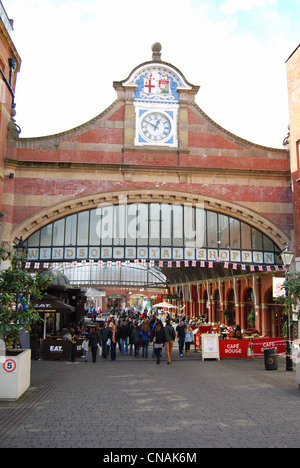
141, 112, 172, 142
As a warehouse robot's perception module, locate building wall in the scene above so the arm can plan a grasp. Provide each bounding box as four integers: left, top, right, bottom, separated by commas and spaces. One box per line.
0, 4, 21, 214
286, 44, 300, 271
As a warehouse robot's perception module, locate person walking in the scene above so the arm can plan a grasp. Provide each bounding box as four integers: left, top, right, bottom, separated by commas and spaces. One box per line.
139, 320, 151, 358
164, 319, 176, 364
119, 320, 130, 356
132, 323, 141, 357
82, 335, 90, 362
176, 319, 186, 357
184, 323, 194, 356
88, 327, 100, 363
153, 320, 165, 364
108, 323, 118, 361
99, 321, 110, 359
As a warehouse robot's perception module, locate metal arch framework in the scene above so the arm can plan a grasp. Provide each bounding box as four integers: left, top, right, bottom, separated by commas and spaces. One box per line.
12, 188, 290, 251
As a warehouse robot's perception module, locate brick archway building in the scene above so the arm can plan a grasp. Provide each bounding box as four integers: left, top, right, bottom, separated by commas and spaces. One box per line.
1, 38, 294, 336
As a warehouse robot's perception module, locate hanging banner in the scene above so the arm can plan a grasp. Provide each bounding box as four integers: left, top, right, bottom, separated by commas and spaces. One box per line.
252, 337, 286, 356
219, 339, 249, 358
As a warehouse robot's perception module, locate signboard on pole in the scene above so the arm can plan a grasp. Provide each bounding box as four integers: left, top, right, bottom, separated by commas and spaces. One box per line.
273, 277, 285, 298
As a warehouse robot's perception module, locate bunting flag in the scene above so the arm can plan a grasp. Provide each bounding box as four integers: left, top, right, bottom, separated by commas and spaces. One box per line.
25, 262, 31, 269
184, 261, 189, 267
89, 260, 94, 266
233, 263, 237, 270
250, 265, 255, 271
241, 264, 246, 270
274, 265, 279, 271
72, 261, 77, 268
200, 261, 205, 268
208, 261, 213, 268
141, 259, 146, 266
125, 260, 130, 267
267, 266, 271, 271
98, 260, 103, 267
116, 261, 121, 268
81, 260, 86, 266
192, 260, 196, 267
63, 262, 68, 269
258, 265, 263, 271
176, 261, 181, 267
167, 261, 172, 267
34, 263, 40, 269
159, 261, 163, 267
107, 261, 112, 267
217, 257, 220, 262
52, 262, 59, 269
224, 262, 229, 268
149, 260, 155, 267
43, 262, 49, 269
134, 259, 139, 266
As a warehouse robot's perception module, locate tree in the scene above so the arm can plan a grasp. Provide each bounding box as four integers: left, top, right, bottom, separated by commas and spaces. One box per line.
281, 272, 300, 318
0, 242, 51, 347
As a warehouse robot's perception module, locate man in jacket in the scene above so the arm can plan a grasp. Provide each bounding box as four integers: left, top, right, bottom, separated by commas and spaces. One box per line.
119, 320, 131, 355
88, 327, 100, 363
99, 321, 110, 358
176, 319, 186, 357
164, 320, 176, 364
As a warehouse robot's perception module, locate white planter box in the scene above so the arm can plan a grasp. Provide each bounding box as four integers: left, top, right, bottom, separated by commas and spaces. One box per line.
0, 349, 31, 400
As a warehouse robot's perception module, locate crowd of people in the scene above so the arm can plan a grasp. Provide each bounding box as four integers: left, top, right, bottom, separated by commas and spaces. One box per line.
79, 310, 195, 365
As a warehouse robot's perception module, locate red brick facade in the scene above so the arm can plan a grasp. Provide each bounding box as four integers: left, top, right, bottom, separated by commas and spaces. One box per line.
2, 39, 296, 336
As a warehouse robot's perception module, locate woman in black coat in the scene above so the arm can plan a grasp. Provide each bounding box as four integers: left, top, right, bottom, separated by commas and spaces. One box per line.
153, 321, 165, 364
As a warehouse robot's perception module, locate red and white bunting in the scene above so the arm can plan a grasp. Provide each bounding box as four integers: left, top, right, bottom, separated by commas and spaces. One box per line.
125, 260, 130, 267
107, 261, 112, 267
176, 261, 180, 267
34, 263, 40, 269
167, 261, 172, 267
184, 260, 189, 267
43, 262, 49, 269
25, 262, 31, 269
149, 260, 154, 267
192, 260, 196, 267
72, 261, 77, 268
159, 261, 163, 267
116, 261, 121, 267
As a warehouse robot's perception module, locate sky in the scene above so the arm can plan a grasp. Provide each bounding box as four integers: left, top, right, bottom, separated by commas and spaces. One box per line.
3, 0, 300, 148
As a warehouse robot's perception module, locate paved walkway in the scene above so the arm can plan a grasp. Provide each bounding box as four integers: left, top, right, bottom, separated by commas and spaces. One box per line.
0, 345, 300, 449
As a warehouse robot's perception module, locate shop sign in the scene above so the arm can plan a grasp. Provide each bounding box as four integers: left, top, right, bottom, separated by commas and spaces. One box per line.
252, 337, 286, 356
219, 340, 249, 358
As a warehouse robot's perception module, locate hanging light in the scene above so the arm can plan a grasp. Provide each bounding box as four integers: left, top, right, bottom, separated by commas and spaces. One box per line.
281, 244, 294, 268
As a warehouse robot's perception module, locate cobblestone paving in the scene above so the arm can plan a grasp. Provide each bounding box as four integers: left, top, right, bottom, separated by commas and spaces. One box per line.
0, 346, 299, 449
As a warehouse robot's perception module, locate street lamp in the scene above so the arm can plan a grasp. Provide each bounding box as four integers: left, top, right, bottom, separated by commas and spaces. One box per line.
281, 244, 294, 372
13, 236, 26, 258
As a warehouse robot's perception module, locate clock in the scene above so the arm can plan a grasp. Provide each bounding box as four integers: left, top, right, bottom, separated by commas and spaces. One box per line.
141, 112, 171, 142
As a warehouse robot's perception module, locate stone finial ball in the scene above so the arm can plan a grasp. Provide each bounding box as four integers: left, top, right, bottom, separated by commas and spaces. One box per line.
152, 42, 162, 53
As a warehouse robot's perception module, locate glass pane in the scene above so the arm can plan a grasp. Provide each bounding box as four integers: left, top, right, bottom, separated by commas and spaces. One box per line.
27, 230, 40, 247
77, 211, 89, 245
252, 228, 263, 250
65, 214, 77, 246
263, 234, 274, 252
230, 218, 240, 249
90, 209, 100, 245
161, 204, 172, 246
126, 204, 137, 246
195, 207, 206, 248
207, 211, 218, 248
173, 205, 183, 246
101, 206, 113, 245
137, 203, 148, 246
149, 203, 160, 246
113, 204, 126, 246
53, 219, 65, 246
218, 214, 229, 248
241, 223, 251, 250
40, 224, 53, 246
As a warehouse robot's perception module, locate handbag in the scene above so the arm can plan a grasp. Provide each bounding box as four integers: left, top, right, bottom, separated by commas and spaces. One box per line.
106, 339, 111, 346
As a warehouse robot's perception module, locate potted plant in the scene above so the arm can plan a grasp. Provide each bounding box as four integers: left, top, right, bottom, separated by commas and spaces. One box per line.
0, 241, 51, 400
247, 310, 255, 329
